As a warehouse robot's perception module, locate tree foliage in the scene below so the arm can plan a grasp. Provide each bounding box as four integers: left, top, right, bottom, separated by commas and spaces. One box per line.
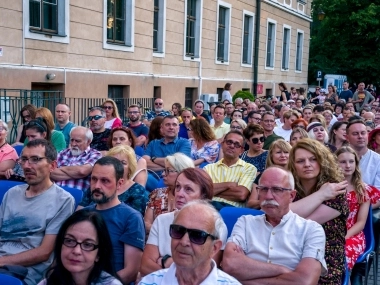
308, 0, 380, 85
233, 90, 255, 102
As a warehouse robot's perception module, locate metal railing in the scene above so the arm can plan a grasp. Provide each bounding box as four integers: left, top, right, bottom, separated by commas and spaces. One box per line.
0, 89, 154, 143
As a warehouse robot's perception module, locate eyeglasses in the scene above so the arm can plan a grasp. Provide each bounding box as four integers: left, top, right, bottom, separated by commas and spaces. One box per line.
257, 186, 292, 195
128, 111, 139, 114
224, 139, 243, 149
155, 102, 163, 105
88, 115, 104, 121
103, 106, 113, 110
63, 238, 99, 251
18, 156, 47, 165
230, 126, 242, 130
163, 168, 178, 175
251, 136, 265, 144
0, 127, 6, 132
169, 224, 217, 245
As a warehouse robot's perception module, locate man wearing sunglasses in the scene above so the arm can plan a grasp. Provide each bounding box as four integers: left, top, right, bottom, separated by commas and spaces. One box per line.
222, 167, 327, 284
139, 201, 240, 284
144, 98, 171, 127
204, 131, 257, 211
88, 107, 111, 155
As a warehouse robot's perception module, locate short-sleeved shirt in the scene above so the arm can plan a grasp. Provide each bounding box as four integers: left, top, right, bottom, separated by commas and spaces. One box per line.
211, 122, 230, 140
360, 149, 380, 189
178, 123, 189, 139
56, 147, 102, 192
339, 90, 353, 102
38, 271, 122, 285
204, 159, 257, 207
90, 129, 111, 151
0, 184, 75, 285
126, 122, 149, 138
118, 182, 148, 216
86, 203, 145, 272
54, 121, 76, 148
190, 139, 219, 163
227, 211, 327, 273
0, 144, 18, 162
145, 110, 171, 121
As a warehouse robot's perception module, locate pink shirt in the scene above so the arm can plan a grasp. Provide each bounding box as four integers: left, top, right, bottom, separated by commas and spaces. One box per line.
0, 144, 19, 162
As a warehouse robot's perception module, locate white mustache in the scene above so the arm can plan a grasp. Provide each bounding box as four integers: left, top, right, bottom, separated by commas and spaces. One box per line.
261, 200, 279, 207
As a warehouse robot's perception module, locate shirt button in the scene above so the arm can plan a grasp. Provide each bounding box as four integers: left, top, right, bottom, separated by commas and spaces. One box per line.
272, 232, 275, 235
270, 247, 273, 250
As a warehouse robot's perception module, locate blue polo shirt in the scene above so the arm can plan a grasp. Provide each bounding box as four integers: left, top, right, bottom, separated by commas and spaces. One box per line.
145, 137, 191, 160
54, 121, 76, 148
178, 123, 189, 139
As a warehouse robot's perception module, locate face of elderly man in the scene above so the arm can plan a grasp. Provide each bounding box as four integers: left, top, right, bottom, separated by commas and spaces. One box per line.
257, 167, 296, 224
170, 204, 222, 271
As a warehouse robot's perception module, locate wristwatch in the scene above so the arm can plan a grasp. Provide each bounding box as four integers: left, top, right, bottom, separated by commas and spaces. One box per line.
161, 254, 171, 268
151, 156, 157, 163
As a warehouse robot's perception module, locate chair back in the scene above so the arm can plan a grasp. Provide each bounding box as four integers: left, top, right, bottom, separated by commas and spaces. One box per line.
356, 206, 375, 263
0, 180, 27, 204
13, 145, 23, 156
61, 186, 83, 209
0, 273, 23, 285
220, 207, 264, 237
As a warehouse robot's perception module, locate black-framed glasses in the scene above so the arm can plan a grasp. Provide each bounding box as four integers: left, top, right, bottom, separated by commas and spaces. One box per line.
251, 136, 265, 144
103, 106, 113, 110
163, 168, 178, 176
18, 156, 47, 165
128, 111, 139, 114
169, 224, 217, 245
63, 238, 99, 251
257, 186, 292, 195
88, 115, 104, 121
224, 139, 243, 149
230, 126, 242, 130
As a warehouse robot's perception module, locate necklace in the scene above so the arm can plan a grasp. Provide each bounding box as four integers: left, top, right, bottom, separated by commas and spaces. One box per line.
0, 141, 7, 151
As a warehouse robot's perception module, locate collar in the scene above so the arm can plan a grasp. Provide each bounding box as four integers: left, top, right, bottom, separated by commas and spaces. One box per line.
264, 210, 293, 226
159, 137, 179, 144
217, 158, 244, 167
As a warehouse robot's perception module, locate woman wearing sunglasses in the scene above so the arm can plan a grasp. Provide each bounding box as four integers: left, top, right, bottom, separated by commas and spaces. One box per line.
140, 168, 227, 276
102, 99, 122, 129
242, 124, 268, 209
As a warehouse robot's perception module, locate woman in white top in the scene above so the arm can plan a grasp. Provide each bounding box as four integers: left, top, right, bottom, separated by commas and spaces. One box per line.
222, 83, 232, 102
38, 210, 122, 285
102, 99, 122, 129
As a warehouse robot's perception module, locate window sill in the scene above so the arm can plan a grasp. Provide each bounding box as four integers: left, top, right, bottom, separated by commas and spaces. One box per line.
29, 29, 67, 37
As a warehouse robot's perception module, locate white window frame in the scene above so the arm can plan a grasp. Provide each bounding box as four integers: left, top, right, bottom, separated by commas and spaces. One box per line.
295, 29, 304, 72
153, 0, 166, 57
241, 10, 255, 67
215, 0, 231, 65
183, 0, 203, 61
103, 0, 135, 52
281, 25, 291, 71
23, 0, 70, 44
265, 18, 277, 70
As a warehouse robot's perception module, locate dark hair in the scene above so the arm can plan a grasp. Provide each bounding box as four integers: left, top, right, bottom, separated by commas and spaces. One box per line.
194, 100, 204, 107
147, 116, 164, 143
162, 115, 178, 122
261, 111, 275, 119
45, 210, 117, 285
176, 168, 213, 200
224, 130, 245, 144
346, 119, 366, 134
243, 124, 264, 140
25, 139, 57, 162
128, 104, 140, 110
313, 105, 325, 113
230, 109, 243, 122
247, 110, 261, 118
279, 82, 288, 90
224, 83, 232, 90
20, 104, 37, 124
328, 121, 347, 145
107, 126, 136, 149
258, 104, 272, 112
214, 104, 226, 114
172, 103, 182, 115
25, 118, 52, 141
94, 156, 124, 181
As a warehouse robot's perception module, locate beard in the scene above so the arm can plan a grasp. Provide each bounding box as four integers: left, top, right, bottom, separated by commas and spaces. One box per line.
154, 107, 163, 112
90, 189, 116, 204
70, 147, 83, 156
129, 116, 140, 122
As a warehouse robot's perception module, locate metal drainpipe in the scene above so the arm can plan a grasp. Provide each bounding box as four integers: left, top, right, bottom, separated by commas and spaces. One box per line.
253, 0, 261, 97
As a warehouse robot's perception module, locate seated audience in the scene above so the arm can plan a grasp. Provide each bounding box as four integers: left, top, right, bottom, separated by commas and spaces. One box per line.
102, 99, 123, 129
328, 121, 348, 149
211, 105, 230, 143
230, 119, 247, 134
0, 120, 18, 177
88, 107, 111, 154
38, 210, 122, 285
307, 121, 337, 152
289, 127, 309, 147
273, 110, 299, 141
139, 200, 239, 285
178, 108, 192, 139
12, 104, 36, 146
145, 116, 164, 146
265, 139, 291, 169
368, 128, 380, 155
125, 104, 149, 146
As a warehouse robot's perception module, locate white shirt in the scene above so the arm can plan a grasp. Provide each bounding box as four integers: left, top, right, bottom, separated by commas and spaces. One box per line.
222, 90, 232, 103
227, 211, 327, 274
273, 126, 292, 141
139, 260, 241, 285
360, 149, 380, 189
104, 118, 116, 129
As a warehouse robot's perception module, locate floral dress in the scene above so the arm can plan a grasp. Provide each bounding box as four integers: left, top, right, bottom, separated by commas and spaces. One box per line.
345, 185, 380, 269
189, 139, 219, 163
147, 187, 173, 220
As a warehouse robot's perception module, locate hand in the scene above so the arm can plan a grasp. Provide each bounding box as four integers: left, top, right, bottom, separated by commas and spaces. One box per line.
4, 168, 14, 179
318, 181, 348, 201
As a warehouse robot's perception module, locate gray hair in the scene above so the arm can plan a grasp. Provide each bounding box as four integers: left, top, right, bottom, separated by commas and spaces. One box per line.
259, 166, 295, 190
0, 120, 8, 132
70, 126, 93, 143
165, 152, 195, 172
235, 98, 243, 104
174, 200, 224, 239
89, 106, 106, 117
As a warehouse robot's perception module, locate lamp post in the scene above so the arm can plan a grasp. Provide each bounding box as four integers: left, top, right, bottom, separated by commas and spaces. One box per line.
318, 9, 325, 21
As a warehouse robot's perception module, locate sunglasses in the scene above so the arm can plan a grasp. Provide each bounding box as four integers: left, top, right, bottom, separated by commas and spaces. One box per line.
88, 115, 104, 121
155, 102, 163, 105
169, 224, 217, 245
103, 106, 113, 110
252, 136, 265, 144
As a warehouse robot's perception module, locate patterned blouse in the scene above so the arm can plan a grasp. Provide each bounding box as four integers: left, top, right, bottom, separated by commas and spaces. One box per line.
147, 187, 174, 219
189, 139, 219, 163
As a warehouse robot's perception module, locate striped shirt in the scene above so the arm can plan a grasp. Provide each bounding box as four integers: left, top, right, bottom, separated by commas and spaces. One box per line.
204, 159, 257, 207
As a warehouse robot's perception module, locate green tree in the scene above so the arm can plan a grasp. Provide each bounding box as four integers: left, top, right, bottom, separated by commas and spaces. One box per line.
308, 0, 380, 85
232, 90, 255, 103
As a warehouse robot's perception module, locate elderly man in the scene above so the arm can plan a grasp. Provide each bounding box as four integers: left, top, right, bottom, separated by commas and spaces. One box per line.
88, 106, 111, 153
144, 98, 171, 126
222, 167, 327, 285
50, 126, 102, 193
54, 103, 76, 148
139, 201, 241, 285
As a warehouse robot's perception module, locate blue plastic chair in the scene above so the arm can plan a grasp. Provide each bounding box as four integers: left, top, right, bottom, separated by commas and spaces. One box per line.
61, 186, 83, 209
0, 180, 27, 204
220, 207, 264, 237
13, 145, 23, 156
352, 206, 377, 285
0, 273, 23, 285
341, 263, 350, 285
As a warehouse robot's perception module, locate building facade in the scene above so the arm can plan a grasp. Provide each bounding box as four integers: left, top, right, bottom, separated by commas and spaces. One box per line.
0, 0, 311, 108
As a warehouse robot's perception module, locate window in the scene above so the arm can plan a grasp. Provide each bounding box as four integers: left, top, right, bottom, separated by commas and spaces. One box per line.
154, 86, 161, 99
185, 88, 197, 107
103, 0, 134, 52
24, 0, 69, 43
281, 26, 290, 70
108, 85, 130, 121
296, 30, 304, 71
217, 88, 224, 102
265, 20, 276, 68
184, 0, 202, 59
241, 11, 254, 66
216, 1, 231, 64
153, 0, 165, 55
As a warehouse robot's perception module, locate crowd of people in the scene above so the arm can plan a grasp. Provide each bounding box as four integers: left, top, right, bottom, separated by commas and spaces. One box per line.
0, 80, 379, 284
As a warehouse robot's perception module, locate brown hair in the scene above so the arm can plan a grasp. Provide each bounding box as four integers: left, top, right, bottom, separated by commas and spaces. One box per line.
147, 116, 164, 143
20, 104, 37, 123
35, 107, 55, 131
107, 126, 137, 149
176, 168, 213, 200
189, 118, 216, 142
243, 124, 264, 140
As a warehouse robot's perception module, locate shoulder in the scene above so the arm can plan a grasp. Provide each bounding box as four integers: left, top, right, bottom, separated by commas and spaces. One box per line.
140, 268, 168, 284
156, 211, 175, 223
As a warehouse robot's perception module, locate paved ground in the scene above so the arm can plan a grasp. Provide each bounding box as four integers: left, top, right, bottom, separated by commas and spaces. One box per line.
364, 257, 379, 285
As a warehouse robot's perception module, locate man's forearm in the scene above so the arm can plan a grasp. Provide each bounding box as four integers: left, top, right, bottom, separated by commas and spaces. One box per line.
0, 247, 51, 267
217, 186, 249, 202
60, 165, 92, 179
213, 182, 237, 195
50, 168, 72, 181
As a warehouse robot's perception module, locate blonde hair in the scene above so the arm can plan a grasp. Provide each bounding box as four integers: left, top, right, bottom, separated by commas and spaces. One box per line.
107, 145, 137, 179
165, 153, 195, 172
102, 98, 121, 119
230, 119, 247, 130
266, 139, 292, 168
288, 138, 344, 198
36, 107, 54, 131
336, 146, 366, 203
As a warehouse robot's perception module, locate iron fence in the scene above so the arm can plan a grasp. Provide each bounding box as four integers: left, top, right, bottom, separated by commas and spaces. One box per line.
0, 89, 154, 143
